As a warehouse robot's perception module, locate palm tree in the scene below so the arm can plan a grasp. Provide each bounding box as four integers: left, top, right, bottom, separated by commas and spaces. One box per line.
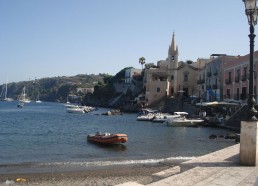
139, 57, 145, 70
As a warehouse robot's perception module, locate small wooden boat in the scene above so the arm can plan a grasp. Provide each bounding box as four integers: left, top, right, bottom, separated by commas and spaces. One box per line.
87, 132, 128, 144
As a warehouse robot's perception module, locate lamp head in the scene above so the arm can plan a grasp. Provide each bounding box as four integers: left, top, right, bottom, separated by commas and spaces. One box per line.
243, 0, 258, 25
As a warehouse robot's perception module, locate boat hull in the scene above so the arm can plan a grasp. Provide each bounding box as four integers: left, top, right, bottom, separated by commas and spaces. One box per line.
66, 108, 85, 114
167, 118, 204, 127
87, 133, 128, 144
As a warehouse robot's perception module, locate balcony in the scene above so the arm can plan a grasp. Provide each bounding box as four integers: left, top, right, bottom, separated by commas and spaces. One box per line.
235, 76, 240, 83
212, 84, 218, 89
197, 79, 205, 84
207, 72, 211, 77
241, 74, 248, 82
225, 79, 232, 84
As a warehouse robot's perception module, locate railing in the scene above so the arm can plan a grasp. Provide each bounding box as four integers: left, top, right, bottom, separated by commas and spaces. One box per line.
223, 93, 254, 101
235, 76, 240, 83
241, 74, 248, 82
225, 79, 232, 84
197, 79, 205, 84
207, 72, 211, 77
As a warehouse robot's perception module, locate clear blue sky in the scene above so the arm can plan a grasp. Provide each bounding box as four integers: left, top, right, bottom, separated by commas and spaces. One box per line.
0, 0, 253, 83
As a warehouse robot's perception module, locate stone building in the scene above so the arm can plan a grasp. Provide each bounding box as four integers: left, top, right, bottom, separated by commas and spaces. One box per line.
142, 33, 206, 106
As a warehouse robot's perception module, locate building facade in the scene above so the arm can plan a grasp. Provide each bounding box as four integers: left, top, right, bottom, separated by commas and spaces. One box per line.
143, 33, 204, 106
204, 55, 239, 101
223, 51, 258, 102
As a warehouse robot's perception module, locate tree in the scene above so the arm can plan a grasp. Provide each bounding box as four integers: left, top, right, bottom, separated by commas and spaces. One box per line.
139, 57, 146, 70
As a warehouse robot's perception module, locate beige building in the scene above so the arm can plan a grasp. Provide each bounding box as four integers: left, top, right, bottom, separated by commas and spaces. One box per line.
143, 33, 209, 106
76, 87, 94, 94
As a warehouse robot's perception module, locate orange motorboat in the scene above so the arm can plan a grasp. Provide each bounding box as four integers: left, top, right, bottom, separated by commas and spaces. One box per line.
87, 132, 128, 144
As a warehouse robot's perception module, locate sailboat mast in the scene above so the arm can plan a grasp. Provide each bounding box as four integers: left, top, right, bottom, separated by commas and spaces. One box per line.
4, 82, 7, 99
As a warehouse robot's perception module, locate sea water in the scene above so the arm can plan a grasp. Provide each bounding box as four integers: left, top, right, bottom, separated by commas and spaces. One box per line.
0, 101, 235, 173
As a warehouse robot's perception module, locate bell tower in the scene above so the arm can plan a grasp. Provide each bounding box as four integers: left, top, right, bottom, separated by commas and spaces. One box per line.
168, 32, 179, 70
167, 32, 179, 96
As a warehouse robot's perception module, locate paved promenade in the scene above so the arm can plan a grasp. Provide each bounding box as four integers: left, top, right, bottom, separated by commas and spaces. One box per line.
117, 144, 258, 186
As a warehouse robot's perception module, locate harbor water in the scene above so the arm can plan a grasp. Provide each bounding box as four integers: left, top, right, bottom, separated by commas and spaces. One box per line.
0, 101, 235, 173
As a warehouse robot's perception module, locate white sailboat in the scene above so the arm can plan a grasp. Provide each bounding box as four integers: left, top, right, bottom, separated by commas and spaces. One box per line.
35, 91, 42, 103
0, 81, 14, 101
19, 87, 31, 103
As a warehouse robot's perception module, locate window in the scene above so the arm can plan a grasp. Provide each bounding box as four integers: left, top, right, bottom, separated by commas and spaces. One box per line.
157, 87, 160, 92
237, 69, 240, 79
244, 67, 247, 77
184, 74, 188, 82
183, 71, 189, 82
171, 75, 174, 80
227, 89, 230, 99
228, 72, 232, 82
237, 88, 240, 100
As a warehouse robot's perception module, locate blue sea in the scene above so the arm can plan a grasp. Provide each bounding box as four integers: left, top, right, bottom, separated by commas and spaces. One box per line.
0, 101, 235, 173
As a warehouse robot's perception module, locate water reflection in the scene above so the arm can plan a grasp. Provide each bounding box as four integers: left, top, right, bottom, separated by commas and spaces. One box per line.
88, 142, 127, 151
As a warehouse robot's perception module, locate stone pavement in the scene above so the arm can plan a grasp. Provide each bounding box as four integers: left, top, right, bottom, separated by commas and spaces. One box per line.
117, 144, 258, 186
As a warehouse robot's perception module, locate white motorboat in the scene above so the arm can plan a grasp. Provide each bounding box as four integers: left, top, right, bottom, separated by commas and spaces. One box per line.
167, 116, 204, 127
152, 113, 177, 123
165, 112, 189, 123
137, 113, 155, 121
65, 105, 95, 114
64, 103, 80, 108
137, 108, 157, 121
66, 107, 85, 114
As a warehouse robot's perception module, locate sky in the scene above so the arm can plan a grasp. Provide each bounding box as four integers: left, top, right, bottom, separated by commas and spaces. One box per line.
0, 0, 254, 83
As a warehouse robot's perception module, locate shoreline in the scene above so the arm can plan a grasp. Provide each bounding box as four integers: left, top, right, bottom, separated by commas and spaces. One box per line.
0, 163, 179, 186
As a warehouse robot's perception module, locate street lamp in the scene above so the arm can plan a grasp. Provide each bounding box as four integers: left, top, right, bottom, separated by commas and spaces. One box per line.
243, 0, 258, 120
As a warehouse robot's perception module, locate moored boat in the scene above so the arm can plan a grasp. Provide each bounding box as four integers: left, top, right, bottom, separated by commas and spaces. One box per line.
18, 87, 31, 103
87, 132, 128, 144
0, 81, 14, 102
137, 113, 155, 121
153, 112, 182, 123
66, 107, 85, 114
137, 108, 157, 121
167, 117, 204, 127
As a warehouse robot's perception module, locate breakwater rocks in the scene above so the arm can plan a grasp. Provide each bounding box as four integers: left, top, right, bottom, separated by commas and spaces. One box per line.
209, 133, 240, 143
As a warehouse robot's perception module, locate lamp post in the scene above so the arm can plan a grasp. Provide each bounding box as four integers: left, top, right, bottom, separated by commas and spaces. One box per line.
243, 0, 258, 120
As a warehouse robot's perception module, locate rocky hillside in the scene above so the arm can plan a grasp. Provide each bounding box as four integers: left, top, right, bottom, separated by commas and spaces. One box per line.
1, 68, 143, 110
1, 74, 108, 102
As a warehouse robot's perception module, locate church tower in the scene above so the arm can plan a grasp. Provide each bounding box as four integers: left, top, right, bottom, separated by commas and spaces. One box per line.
168, 32, 179, 70
167, 32, 179, 96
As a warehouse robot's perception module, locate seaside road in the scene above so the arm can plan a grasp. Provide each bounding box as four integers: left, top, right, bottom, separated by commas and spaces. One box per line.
117, 144, 258, 186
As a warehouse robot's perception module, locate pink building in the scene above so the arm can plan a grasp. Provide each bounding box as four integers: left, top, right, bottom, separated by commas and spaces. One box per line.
223, 51, 258, 101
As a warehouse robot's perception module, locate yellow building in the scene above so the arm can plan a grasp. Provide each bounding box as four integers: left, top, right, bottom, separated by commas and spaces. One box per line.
143, 33, 209, 106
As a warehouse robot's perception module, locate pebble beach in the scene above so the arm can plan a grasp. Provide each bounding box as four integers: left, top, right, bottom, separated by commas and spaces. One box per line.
0, 163, 176, 186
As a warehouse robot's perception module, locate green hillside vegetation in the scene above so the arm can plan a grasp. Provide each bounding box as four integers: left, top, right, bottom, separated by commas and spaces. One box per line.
82, 67, 134, 106
1, 74, 107, 103
1, 67, 137, 107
